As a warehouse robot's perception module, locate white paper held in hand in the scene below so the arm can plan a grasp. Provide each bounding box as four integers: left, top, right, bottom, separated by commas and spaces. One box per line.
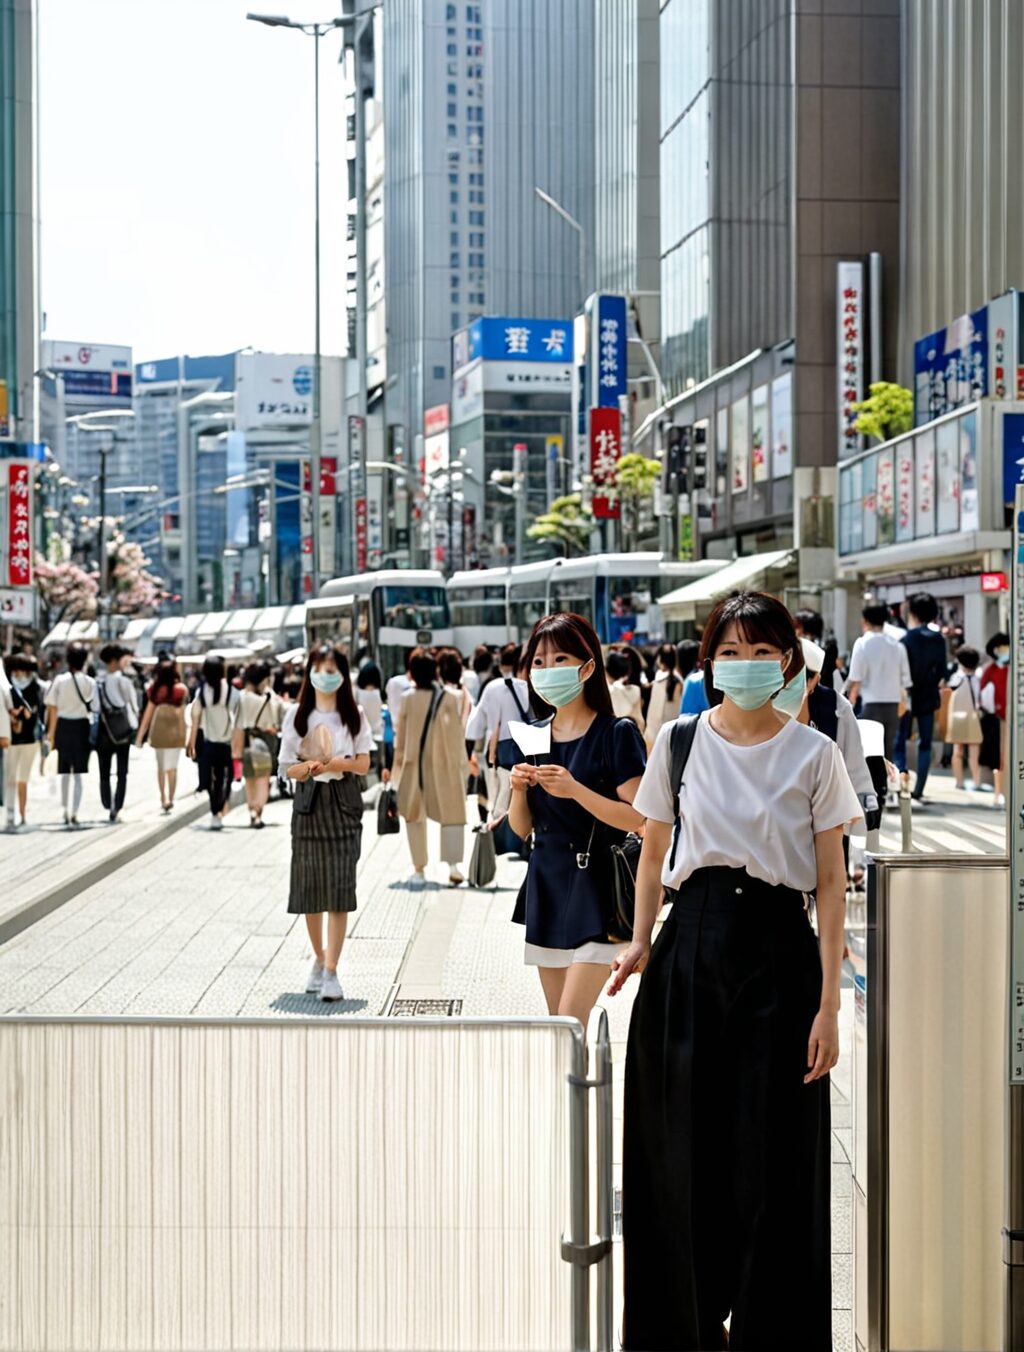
508, 719, 551, 758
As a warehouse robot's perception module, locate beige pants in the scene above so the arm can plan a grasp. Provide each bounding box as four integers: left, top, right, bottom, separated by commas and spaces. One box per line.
404, 819, 465, 872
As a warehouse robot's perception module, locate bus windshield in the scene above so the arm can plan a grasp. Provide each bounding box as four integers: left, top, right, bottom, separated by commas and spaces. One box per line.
380, 585, 450, 630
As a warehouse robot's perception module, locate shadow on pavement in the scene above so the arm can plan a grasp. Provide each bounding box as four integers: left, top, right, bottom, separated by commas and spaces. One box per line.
268, 993, 369, 1016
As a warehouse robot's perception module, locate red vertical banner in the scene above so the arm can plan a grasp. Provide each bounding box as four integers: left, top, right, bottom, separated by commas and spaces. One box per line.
7, 462, 33, 586
589, 407, 621, 519
355, 498, 368, 572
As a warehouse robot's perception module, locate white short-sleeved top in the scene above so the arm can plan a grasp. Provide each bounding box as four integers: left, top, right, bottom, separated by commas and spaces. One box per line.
45, 671, 96, 720
847, 630, 911, 704
278, 704, 375, 782
633, 711, 864, 894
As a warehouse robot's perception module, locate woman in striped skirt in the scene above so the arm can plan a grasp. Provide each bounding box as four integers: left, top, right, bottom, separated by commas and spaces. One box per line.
278, 644, 374, 1002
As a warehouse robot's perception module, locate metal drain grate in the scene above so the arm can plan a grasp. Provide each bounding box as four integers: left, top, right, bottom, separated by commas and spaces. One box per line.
389, 998, 463, 1017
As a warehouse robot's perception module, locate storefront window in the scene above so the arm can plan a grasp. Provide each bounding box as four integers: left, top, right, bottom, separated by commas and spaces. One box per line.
960, 411, 979, 531
730, 396, 749, 494
935, 421, 959, 533
915, 429, 935, 538
862, 454, 877, 550
895, 441, 915, 542
715, 406, 728, 496
751, 385, 769, 482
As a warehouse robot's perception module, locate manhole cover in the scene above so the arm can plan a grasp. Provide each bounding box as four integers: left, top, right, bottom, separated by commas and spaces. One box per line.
390, 998, 463, 1017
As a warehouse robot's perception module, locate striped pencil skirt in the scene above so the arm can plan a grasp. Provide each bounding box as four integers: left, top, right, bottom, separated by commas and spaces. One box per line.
288, 776, 364, 914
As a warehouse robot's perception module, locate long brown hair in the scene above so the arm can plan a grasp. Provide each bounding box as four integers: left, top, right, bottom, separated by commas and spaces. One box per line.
699, 592, 804, 705
523, 612, 613, 716
294, 643, 361, 737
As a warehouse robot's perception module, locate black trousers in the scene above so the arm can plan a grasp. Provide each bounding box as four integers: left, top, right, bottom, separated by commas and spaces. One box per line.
96, 740, 130, 814
201, 740, 232, 814
622, 867, 831, 1351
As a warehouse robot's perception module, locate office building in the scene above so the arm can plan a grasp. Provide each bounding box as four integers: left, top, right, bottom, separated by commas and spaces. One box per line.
645, 0, 899, 617
0, 0, 39, 445
376, 0, 594, 458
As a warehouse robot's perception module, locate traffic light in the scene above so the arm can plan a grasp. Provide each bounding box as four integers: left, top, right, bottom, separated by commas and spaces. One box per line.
692, 423, 708, 491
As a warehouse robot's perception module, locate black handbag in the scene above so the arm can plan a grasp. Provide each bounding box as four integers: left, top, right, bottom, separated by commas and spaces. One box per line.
97, 680, 133, 746
293, 777, 320, 815
467, 824, 497, 887
377, 784, 400, 835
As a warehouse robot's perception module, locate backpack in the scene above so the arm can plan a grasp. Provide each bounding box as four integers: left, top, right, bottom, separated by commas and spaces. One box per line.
806, 685, 839, 743
666, 714, 700, 876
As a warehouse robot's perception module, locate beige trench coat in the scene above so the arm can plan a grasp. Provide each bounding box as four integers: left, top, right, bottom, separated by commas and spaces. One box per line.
394, 686, 469, 826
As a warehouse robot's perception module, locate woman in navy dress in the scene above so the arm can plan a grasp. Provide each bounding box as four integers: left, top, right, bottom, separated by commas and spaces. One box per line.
509, 612, 647, 1025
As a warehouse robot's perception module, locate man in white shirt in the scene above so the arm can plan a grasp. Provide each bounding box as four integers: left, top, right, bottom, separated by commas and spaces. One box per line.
384, 660, 413, 737
846, 603, 911, 760
465, 643, 530, 822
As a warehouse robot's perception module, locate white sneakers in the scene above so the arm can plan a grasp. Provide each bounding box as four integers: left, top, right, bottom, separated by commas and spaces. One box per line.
409, 871, 427, 890
210, 815, 224, 831
306, 958, 324, 993
320, 970, 343, 1002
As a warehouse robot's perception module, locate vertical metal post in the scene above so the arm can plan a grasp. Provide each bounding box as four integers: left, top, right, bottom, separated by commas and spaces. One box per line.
590, 1008, 614, 1352
310, 24, 323, 595
353, 13, 369, 554
567, 1031, 590, 1352
1006, 487, 1024, 1347
98, 442, 108, 605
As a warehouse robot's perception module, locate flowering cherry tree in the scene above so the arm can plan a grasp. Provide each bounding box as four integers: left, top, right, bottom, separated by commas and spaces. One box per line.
106, 535, 164, 616
34, 555, 99, 630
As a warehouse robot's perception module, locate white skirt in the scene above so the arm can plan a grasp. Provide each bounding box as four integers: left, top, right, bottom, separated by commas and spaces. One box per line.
524, 939, 627, 969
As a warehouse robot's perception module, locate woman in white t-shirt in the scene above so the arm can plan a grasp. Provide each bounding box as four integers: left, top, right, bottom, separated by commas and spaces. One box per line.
609, 592, 861, 1352
186, 656, 241, 830
278, 644, 374, 1002
44, 644, 96, 828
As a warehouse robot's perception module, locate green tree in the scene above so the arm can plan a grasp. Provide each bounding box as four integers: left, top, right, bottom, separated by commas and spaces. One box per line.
615, 453, 661, 551
526, 493, 594, 558
852, 381, 914, 443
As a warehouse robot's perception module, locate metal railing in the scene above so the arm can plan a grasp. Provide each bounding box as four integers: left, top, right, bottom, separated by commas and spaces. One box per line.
0, 1012, 614, 1352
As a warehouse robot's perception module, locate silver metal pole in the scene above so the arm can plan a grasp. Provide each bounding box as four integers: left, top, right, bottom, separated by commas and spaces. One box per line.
592, 1009, 614, 1352
568, 1032, 590, 1352
310, 24, 323, 594
1006, 487, 1024, 1347
176, 372, 195, 612
353, 14, 369, 554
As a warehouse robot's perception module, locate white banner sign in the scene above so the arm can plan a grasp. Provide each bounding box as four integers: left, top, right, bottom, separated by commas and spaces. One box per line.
0, 586, 36, 624
482, 361, 572, 394
235, 353, 314, 429
41, 340, 132, 373
452, 361, 484, 425
837, 260, 865, 457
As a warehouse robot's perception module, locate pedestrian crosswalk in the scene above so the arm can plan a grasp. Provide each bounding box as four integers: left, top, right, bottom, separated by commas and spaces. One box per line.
876, 801, 1006, 856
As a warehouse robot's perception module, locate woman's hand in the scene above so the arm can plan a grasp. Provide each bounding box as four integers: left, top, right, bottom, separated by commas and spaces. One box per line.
381, 767, 391, 784
607, 940, 650, 996
805, 1007, 839, 1083
533, 764, 578, 799
510, 762, 536, 793
305, 759, 325, 779
187, 741, 197, 761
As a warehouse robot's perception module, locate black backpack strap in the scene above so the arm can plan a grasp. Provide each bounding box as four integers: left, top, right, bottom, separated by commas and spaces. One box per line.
668, 714, 700, 872
504, 676, 528, 723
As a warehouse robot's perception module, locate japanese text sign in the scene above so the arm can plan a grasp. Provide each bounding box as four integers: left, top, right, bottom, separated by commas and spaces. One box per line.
589, 407, 621, 519
6, 461, 32, 588
837, 260, 865, 457
588, 294, 628, 409
463, 317, 572, 368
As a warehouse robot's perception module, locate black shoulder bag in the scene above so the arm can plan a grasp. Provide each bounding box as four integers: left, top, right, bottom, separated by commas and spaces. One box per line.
493, 678, 531, 770
604, 713, 699, 941
97, 679, 134, 746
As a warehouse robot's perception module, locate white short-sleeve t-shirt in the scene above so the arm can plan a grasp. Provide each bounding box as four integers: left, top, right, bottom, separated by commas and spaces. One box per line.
633, 711, 863, 894
45, 671, 96, 720
278, 704, 375, 781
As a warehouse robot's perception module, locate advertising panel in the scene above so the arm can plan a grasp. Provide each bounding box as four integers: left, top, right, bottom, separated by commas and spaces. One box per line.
235, 353, 314, 429
730, 396, 749, 493
0, 587, 36, 623
589, 407, 621, 519
770, 373, 792, 479
41, 340, 132, 372
451, 361, 483, 425
896, 440, 915, 542
915, 428, 936, 538
987, 290, 1023, 400
5, 461, 32, 587
847, 460, 864, 553
876, 450, 895, 546
913, 306, 988, 425
861, 454, 878, 550
837, 260, 865, 457
960, 410, 979, 532
588, 294, 628, 409
751, 384, 770, 482
935, 420, 960, 533
715, 406, 728, 495
1003, 412, 1024, 505
0, 379, 8, 438
481, 361, 572, 394
466, 316, 572, 365
355, 496, 368, 573
366, 473, 384, 569
424, 430, 450, 476
424, 404, 450, 436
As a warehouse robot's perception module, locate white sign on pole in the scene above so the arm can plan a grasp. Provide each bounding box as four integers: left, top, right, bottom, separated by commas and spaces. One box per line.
0, 587, 36, 624
235, 353, 315, 429
41, 340, 132, 372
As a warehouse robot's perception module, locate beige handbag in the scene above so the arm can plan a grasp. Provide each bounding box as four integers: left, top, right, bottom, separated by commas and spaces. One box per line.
948, 678, 983, 746
149, 701, 185, 749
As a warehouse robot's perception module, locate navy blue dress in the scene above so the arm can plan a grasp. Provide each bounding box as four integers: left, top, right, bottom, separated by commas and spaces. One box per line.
520, 713, 647, 949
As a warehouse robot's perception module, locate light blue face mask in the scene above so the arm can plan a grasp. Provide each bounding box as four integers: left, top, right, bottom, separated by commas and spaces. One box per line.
772, 666, 807, 719
310, 669, 343, 694
711, 659, 786, 711
531, 663, 587, 708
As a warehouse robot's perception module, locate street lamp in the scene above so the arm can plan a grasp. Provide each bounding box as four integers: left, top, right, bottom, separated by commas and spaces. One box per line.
534, 186, 588, 312
247, 8, 372, 594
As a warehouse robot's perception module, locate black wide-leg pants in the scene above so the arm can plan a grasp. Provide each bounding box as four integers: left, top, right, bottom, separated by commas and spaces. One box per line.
622, 867, 832, 1352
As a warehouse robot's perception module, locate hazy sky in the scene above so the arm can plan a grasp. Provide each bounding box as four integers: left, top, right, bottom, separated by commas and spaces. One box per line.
39, 0, 350, 363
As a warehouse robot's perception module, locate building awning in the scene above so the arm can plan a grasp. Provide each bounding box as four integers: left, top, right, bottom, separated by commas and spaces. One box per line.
153, 617, 185, 641
121, 619, 152, 643
659, 549, 796, 622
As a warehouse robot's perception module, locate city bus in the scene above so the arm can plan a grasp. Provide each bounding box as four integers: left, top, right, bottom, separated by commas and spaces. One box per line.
311, 569, 454, 677
448, 553, 724, 651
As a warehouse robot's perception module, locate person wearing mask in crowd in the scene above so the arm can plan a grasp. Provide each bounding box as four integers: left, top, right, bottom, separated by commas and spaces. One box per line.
355, 662, 385, 778
465, 642, 531, 823
644, 642, 682, 751
236, 662, 283, 829
509, 613, 647, 1025
392, 648, 469, 888
136, 652, 189, 813
439, 647, 474, 725
44, 644, 95, 829
4, 654, 44, 830
610, 592, 861, 1351
980, 631, 1010, 808
186, 655, 241, 830
948, 645, 984, 791
384, 652, 414, 737
91, 643, 139, 825
892, 592, 947, 801
278, 645, 374, 1002
846, 602, 911, 760
678, 637, 710, 715
606, 649, 646, 732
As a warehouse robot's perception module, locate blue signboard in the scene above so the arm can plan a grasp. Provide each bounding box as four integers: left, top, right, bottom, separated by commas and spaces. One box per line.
465, 316, 572, 365
62, 369, 134, 405
0, 442, 47, 461
590, 294, 628, 408
913, 306, 988, 426
1003, 413, 1024, 504
274, 460, 302, 604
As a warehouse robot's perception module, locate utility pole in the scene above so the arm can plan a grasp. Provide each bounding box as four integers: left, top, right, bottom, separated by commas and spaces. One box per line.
98, 442, 109, 635
310, 21, 323, 594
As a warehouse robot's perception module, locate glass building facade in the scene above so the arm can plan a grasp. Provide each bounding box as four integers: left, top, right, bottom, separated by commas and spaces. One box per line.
0, 0, 37, 443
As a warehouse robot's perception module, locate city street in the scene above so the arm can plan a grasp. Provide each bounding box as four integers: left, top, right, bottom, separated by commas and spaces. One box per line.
0, 752, 1007, 1352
